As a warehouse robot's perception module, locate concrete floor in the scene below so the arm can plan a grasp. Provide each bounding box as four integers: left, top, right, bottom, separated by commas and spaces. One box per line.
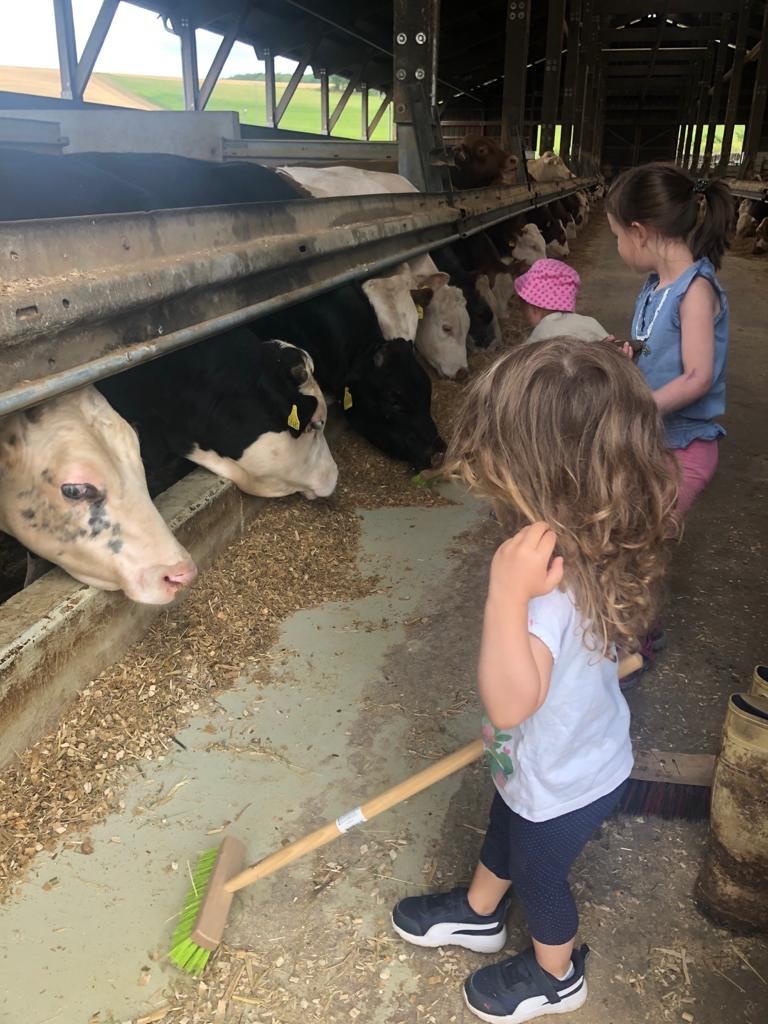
1, 216, 767, 1024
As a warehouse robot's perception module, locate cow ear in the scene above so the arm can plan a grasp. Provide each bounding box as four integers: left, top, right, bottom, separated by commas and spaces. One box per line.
286, 394, 318, 435
410, 286, 434, 309
415, 272, 449, 292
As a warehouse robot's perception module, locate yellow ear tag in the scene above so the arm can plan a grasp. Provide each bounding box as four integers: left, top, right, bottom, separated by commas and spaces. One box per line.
416, 304, 424, 320
343, 386, 353, 411
287, 404, 300, 431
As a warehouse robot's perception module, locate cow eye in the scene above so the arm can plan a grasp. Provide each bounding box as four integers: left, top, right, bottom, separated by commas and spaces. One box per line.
61, 483, 103, 502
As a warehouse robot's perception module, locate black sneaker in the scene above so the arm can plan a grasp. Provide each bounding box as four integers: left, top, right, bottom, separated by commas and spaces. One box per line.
464, 944, 589, 1023
391, 886, 510, 953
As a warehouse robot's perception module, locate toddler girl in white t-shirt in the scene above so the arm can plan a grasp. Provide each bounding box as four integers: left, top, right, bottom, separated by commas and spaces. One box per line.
392, 337, 678, 1023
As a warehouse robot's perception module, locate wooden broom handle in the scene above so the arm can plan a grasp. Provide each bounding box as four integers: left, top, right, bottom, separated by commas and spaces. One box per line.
224, 651, 643, 895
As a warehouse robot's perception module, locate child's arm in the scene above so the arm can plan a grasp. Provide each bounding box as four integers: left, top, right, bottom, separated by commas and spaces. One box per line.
478, 522, 564, 731
652, 277, 718, 414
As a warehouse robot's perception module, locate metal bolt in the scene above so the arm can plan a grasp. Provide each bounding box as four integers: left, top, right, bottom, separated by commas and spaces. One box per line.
415, 32, 427, 44
396, 68, 407, 81
415, 68, 426, 80
396, 32, 407, 44
396, 103, 407, 114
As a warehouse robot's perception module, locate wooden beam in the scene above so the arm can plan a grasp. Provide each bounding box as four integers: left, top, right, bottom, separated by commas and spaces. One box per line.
559, 0, 581, 162
717, 0, 752, 172
702, 15, 732, 169
540, 0, 566, 152
741, 1, 768, 175
601, 0, 740, 12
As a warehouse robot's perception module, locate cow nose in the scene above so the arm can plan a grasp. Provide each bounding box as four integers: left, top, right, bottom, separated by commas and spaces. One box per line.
454, 367, 469, 382
162, 559, 198, 590
430, 449, 445, 469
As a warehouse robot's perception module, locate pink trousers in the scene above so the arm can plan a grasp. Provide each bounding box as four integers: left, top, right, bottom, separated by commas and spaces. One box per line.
673, 439, 719, 517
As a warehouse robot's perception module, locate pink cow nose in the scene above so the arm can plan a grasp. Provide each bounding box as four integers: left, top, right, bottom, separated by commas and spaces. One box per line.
162, 559, 198, 591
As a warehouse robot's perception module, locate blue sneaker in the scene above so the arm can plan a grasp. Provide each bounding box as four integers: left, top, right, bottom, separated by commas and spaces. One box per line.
464, 944, 589, 1023
392, 886, 511, 953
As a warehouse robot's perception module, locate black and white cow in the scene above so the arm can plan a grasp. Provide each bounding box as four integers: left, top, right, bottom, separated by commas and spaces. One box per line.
97, 330, 338, 500
256, 284, 445, 469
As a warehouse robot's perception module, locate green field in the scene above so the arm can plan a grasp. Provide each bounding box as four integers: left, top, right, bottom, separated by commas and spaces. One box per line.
105, 74, 394, 140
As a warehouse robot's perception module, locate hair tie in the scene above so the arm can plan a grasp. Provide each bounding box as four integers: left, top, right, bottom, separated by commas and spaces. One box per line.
692, 178, 709, 195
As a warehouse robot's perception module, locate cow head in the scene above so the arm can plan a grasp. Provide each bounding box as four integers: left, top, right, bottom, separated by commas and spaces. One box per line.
0, 388, 197, 604
185, 338, 338, 500
343, 339, 445, 470
415, 284, 471, 378
451, 135, 518, 189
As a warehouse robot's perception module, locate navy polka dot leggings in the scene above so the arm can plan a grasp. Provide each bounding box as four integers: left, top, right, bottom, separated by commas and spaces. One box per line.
479, 779, 628, 946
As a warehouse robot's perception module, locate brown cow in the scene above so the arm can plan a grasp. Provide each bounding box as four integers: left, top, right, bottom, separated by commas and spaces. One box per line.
450, 135, 519, 189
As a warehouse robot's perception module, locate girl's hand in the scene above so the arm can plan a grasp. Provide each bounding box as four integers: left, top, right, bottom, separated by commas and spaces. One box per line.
489, 522, 564, 605
601, 335, 635, 359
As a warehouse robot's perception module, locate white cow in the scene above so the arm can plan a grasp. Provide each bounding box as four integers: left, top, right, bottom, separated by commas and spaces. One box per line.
277, 165, 472, 378
0, 388, 197, 603
526, 152, 575, 183
510, 223, 547, 265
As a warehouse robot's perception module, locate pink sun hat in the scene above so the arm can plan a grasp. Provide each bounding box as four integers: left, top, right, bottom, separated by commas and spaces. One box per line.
514, 258, 581, 313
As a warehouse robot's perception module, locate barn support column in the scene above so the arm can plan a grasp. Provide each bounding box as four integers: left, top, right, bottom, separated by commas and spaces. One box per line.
572, 0, 593, 173
263, 48, 277, 127
53, 0, 121, 103
52, 0, 78, 102
579, 4, 602, 173
741, 1, 768, 176
319, 68, 330, 134
540, 0, 566, 153
178, 16, 200, 111
393, 0, 448, 191
682, 69, 701, 170
689, 45, 717, 171
702, 16, 733, 171
501, 0, 532, 181
717, 1, 752, 174
559, 0, 582, 164
274, 44, 316, 126
328, 70, 363, 133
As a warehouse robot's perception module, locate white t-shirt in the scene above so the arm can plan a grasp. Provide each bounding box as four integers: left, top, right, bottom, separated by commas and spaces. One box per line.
527, 311, 609, 343
482, 587, 633, 821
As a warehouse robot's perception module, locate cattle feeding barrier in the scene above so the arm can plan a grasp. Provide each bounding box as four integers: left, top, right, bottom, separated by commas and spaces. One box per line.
0, 177, 595, 416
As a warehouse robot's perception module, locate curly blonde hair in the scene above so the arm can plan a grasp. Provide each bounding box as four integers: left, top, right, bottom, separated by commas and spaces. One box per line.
444, 337, 679, 653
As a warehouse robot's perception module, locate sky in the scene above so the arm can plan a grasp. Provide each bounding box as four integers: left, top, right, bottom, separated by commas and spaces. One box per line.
0, 0, 299, 77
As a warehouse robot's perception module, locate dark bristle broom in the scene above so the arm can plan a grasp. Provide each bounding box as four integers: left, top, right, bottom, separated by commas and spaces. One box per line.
168, 653, 712, 975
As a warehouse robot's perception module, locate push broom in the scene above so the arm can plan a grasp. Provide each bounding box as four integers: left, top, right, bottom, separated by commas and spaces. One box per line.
168, 651, 712, 975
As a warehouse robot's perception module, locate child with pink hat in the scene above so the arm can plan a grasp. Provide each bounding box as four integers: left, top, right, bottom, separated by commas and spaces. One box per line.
515, 258, 608, 343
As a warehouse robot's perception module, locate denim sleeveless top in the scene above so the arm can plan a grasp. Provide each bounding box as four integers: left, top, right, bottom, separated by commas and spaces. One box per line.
632, 257, 728, 449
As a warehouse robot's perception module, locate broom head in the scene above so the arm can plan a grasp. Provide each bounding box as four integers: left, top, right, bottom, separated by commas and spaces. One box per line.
168, 836, 247, 975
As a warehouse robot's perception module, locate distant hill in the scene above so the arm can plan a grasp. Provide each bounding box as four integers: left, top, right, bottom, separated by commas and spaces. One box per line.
0, 66, 159, 109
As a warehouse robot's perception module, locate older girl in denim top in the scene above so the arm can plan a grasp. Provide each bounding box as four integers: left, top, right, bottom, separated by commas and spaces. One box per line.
606, 163, 733, 516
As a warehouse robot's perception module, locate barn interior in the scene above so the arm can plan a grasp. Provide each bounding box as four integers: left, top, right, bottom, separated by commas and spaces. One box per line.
0, 3, 767, 1024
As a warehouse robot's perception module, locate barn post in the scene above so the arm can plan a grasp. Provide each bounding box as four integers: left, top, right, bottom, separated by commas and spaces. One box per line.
682, 66, 702, 170
319, 67, 330, 134
393, 0, 447, 191
579, 2, 602, 173
328, 70, 363, 133
368, 89, 393, 140
702, 15, 733, 171
274, 45, 314, 126
540, 0, 566, 154
717, 1, 752, 174
263, 48, 277, 127
178, 15, 200, 111
559, 0, 582, 165
501, 0, 532, 181
571, 0, 593, 173
52, 0, 78, 102
741, 1, 768, 177
361, 82, 369, 139
689, 44, 717, 172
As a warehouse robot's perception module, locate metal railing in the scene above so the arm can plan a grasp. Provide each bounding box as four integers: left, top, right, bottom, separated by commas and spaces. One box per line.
0, 177, 594, 415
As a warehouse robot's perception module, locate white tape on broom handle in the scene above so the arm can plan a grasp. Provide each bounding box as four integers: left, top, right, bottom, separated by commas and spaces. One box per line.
335, 805, 368, 833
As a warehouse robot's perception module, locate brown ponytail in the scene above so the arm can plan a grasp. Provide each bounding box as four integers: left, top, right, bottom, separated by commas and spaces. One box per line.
606, 163, 735, 270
